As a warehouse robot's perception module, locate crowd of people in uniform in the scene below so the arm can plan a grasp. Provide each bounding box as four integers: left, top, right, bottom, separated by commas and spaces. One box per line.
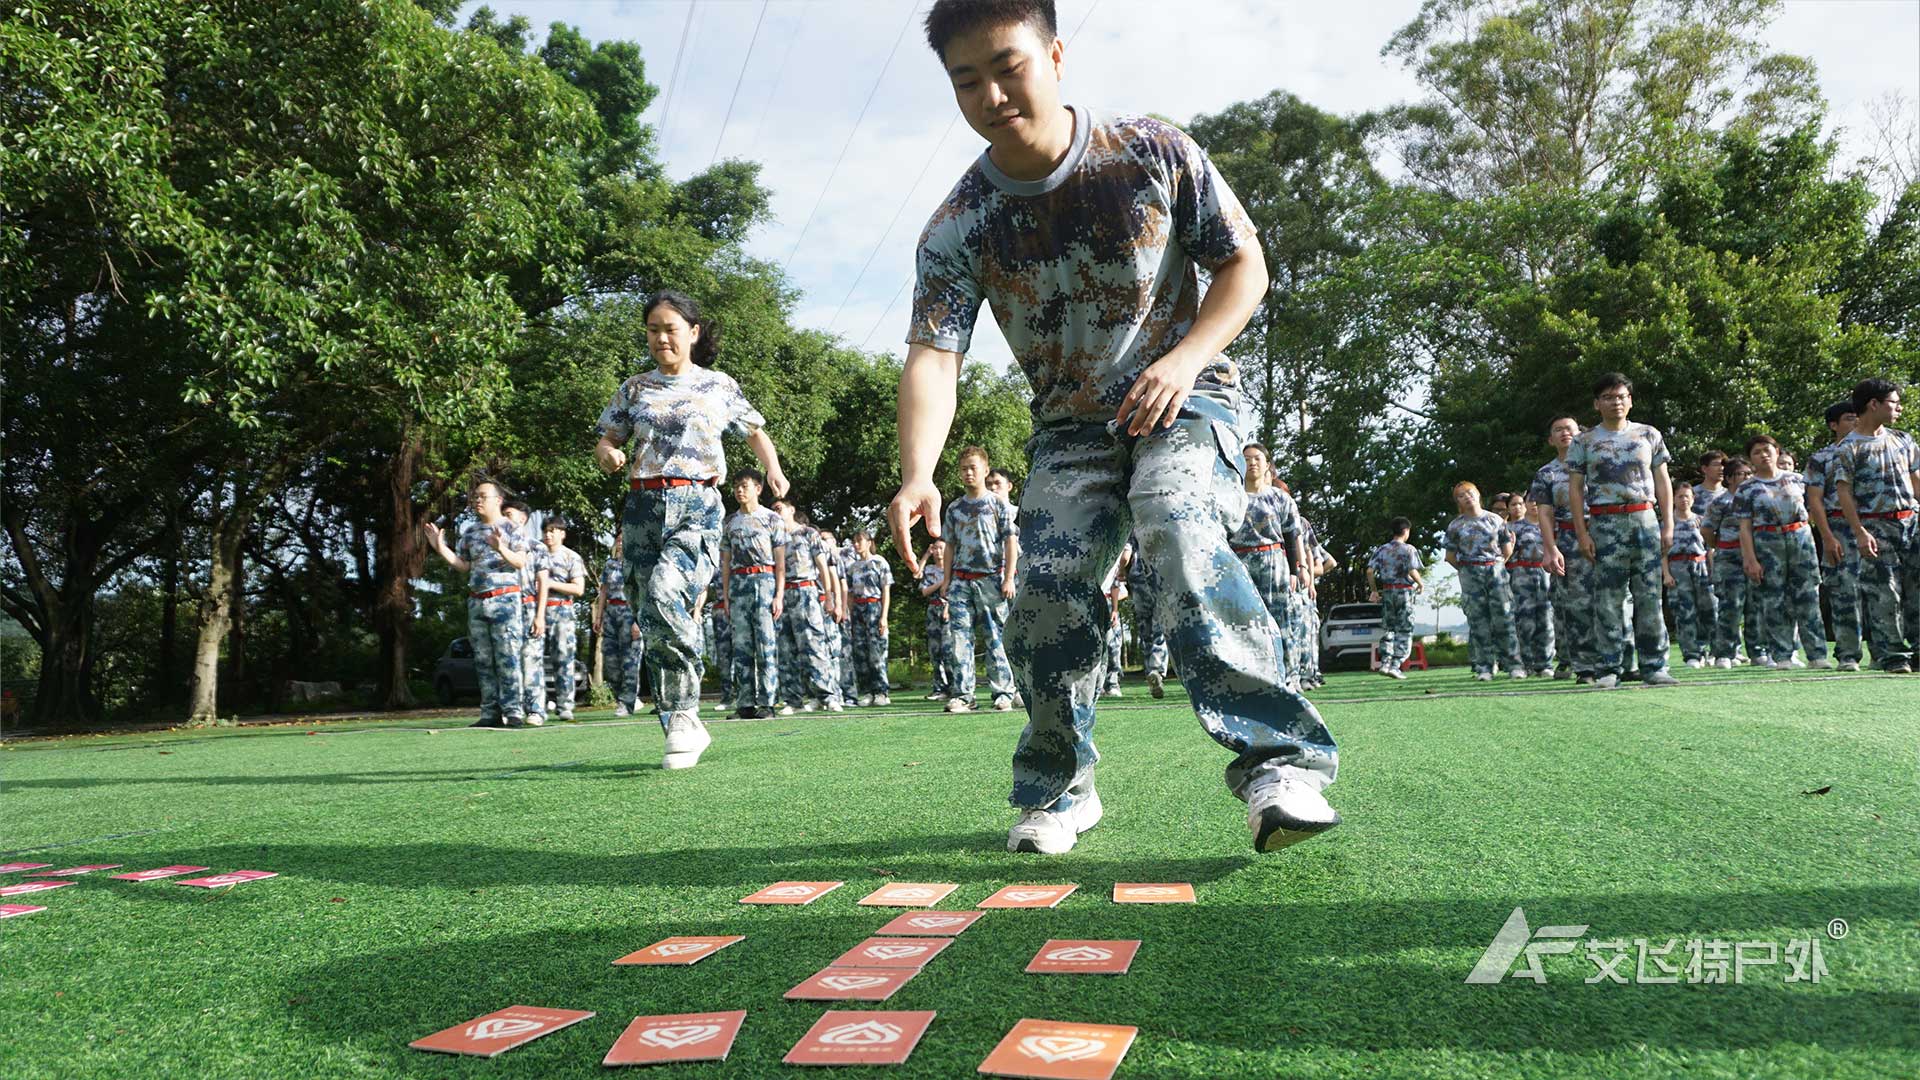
1363, 374, 1920, 685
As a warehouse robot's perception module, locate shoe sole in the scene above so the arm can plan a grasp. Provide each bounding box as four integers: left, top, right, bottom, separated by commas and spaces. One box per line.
1253, 808, 1341, 853
1008, 835, 1074, 854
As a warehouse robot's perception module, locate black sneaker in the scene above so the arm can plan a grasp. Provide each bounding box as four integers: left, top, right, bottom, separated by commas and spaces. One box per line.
468, 718, 502, 729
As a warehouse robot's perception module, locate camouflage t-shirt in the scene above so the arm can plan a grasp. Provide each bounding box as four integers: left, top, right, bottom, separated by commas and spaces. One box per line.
456, 518, 529, 592
1565, 422, 1671, 507
1668, 516, 1709, 557
1230, 486, 1300, 550
599, 558, 626, 604
943, 493, 1017, 574
782, 524, 822, 583
1529, 457, 1575, 524
909, 106, 1257, 424
723, 507, 786, 569
1704, 489, 1744, 546
847, 556, 894, 600
1733, 473, 1812, 529
595, 367, 766, 483
1366, 541, 1420, 586
1445, 511, 1511, 564
1510, 521, 1548, 563
918, 562, 946, 599
1690, 483, 1726, 513
1831, 428, 1920, 514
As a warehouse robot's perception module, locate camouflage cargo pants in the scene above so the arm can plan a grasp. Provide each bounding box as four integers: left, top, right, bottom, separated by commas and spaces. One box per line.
1753, 527, 1827, 663
1458, 563, 1520, 674
926, 602, 953, 697
948, 574, 1014, 705
1236, 545, 1294, 687
777, 582, 834, 705
542, 601, 578, 717
1857, 515, 1919, 668
1711, 550, 1762, 662
1587, 511, 1669, 676
728, 571, 779, 708
600, 601, 642, 708
622, 485, 719, 719
518, 597, 546, 720
1379, 587, 1414, 669
1664, 559, 1715, 663
469, 592, 525, 725
1130, 577, 1169, 679
1821, 523, 1863, 665
1509, 565, 1555, 672
1006, 391, 1337, 814
1549, 525, 1595, 675
851, 600, 889, 695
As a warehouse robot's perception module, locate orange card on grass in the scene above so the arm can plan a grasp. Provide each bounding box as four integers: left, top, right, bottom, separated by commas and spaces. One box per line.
783, 1010, 936, 1066
176, 870, 276, 888
39, 864, 121, 877
857, 882, 958, 907
740, 881, 843, 905
831, 936, 953, 970
1025, 940, 1140, 975
978, 1019, 1139, 1080
0, 863, 51, 875
0, 904, 47, 918
602, 1010, 745, 1066
613, 935, 745, 966
1112, 882, 1195, 904
409, 1005, 595, 1058
784, 966, 919, 1001
978, 884, 1077, 909
111, 866, 211, 882
875, 910, 983, 936
0, 881, 73, 898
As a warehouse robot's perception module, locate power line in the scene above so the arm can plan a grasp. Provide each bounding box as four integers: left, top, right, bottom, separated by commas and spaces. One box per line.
654, 0, 700, 161
781, 0, 924, 273
826, 114, 961, 335
861, 274, 914, 351
743, 9, 801, 162
709, 0, 770, 168
1066, 0, 1105, 45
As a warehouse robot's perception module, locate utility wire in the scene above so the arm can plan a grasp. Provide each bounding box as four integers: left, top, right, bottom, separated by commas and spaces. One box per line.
709, 0, 770, 167
654, 0, 700, 161
825, 114, 962, 335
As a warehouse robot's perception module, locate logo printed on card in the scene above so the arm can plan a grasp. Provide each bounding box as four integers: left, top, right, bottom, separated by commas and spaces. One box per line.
1127, 887, 1178, 896
637, 1024, 721, 1049
466, 1018, 544, 1041
910, 915, 965, 928
1046, 945, 1114, 962
764, 885, 815, 897
821, 975, 891, 991
1019, 1035, 1107, 1063
1004, 889, 1057, 902
865, 944, 927, 960
818, 1020, 902, 1046
887, 887, 935, 899
651, 942, 710, 957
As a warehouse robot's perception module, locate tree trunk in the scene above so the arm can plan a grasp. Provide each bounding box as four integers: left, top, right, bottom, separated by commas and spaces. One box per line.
227, 546, 247, 696
28, 593, 100, 729
186, 494, 250, 725
158, 513, 180, 706
372, 429, 424, 709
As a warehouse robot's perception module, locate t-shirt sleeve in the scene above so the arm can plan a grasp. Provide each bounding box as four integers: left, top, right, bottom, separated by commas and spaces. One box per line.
994, 499, 1016, 542
906, 214, 984, 354
1732, 488, 1754, 520
720, 374, 766, 438
941, 503, 960, 540
596, 382, 634, 444
1564, 438, 1589, 476
879, 561, 894, 588
1646, 428, 1671, 469
1167, 125, 1257, 273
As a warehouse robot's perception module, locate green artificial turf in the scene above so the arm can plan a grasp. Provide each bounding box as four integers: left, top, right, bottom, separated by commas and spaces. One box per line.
2, 668, 1916, 1079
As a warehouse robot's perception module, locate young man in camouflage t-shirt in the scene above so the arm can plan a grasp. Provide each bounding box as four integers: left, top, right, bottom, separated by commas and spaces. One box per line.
889, 0, 1338, 856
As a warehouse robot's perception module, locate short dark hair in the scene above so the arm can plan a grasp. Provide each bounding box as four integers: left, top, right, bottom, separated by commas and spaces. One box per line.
732, 468, 764, 489
543, 517, 569, 533
986, 467, 1013, 484
505, 498, 532, 516
1548, 415, 1580, 432
643, 290, 722, 367
1593, 372, 1632, 398
1851, 378, 1900, 415
1388, 516, 1411, 538
1825, 399, 1858, 426
1745, 434, 1778, 455
1698, 450, 1726, 468
1724, 454, 1752, 476
924, 0, 1056, 61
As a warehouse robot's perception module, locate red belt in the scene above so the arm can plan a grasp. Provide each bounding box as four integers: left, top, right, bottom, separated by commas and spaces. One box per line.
1754, 521, 1807, 533
789, 579, 816, 588
733, 564, 774, 575
1381, 584, 1414, 590
606, 598, 628, 606
1827, 508, 1848, 518
1459, 560, 1499, 567
1554, 521, 1576, 531
545, 598, 574, 606
1589, 502, 1653, 515
1507, 560, 1546, 569
631, 476, 718, 490
1232, 542, 1284, 554
852, 597, 881, 604
522, 594, 537, 603
1861, 509, 1917, 521
953, 569, 999, 580
1668, 554, 1707, 562
1715, 540, 1742, 550
470, 587, 518, 600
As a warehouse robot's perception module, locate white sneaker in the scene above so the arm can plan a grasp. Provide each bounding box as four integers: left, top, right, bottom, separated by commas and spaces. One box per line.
523, 715, 546, 727
777, 704, 796, 716
1808, 658, 1832, 669
1103, 687, 1123, 698
661, 711, 711, 769
826, 700, 844, 712
857, 695, 874, 707
1012, 692, 1025, 708
1642, 669, 1679, 686
613, 703, 631, 717
1788, 656, 1807, 669
1147, 673, 1165, 698
546, 699, 557, 712
1838, 660, 1860, 672
1006, 788, 1103, 854
873, 695, 890, 706
1714, 657, 1734, 669
1247, 777, 1340, 852
945, 698, 973, 713
802, 699, 821, 712
1510, 669, 1528, 680
924, 692, 945, 701
1685, 658, 1706, 668
1385, 667, 1406, 680
1594, 674, 1619, 689
994, 697, 1015, 712
1473, 672, 1493, 682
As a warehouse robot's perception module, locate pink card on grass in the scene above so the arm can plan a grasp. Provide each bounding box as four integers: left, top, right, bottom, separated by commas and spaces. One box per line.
110, 866, 211, 882
175, 870, 277, 888
409, 1005, 596, 1057
0, 863, 52, 875
740, 881, 843, 905
0, 904, 47, 918
857, 882, 959, 907
0, 881, 74, 898
603, 1010, 746, 1066
784, 967, 921, 1002
830, 936, 953, 970
783, 1010, 936, 1066
39, 864, 122, 877
978, 884, 1078, 909
875, 910, 984, 936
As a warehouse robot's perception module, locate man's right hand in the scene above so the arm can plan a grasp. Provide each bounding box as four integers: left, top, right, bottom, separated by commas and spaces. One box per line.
889, 479, 943, 573
1855, 525, 1880, 559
